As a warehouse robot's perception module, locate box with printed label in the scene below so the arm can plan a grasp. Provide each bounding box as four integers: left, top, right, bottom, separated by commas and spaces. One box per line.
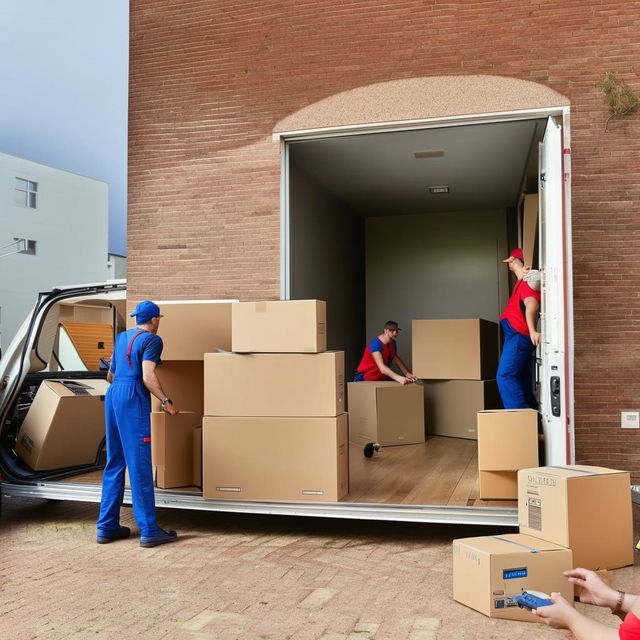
518, 465, 633, 570
424, 380, 501, 440
15, 379, 109, 471
232, 300, 326, 353
347, 381, 424, 446
412, 318, 498, 380
204, 351, 344, 417
202, 414, 348, 501
151, 301, 233, 360
151, 411, 201, 489
453, 533, 573, 621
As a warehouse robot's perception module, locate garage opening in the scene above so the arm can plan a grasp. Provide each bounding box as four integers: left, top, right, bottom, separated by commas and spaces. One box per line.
284, 115, 567, 508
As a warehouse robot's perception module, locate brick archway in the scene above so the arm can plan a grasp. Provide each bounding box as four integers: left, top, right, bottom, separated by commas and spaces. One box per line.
274, 75, 568, 132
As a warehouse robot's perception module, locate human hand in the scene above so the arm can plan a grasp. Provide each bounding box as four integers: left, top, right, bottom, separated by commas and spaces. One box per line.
396, 376, 410, 385
406, 373, 419, 383
565, 568, 617, 608
534, 593, 577, 629
530, 331, 542, 346
163, 401, 178, 416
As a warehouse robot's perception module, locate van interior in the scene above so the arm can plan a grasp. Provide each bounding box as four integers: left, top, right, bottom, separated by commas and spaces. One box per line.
1, 118, 546, 511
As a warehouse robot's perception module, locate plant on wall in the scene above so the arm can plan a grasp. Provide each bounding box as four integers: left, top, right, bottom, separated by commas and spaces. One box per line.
601, 71, 639, 132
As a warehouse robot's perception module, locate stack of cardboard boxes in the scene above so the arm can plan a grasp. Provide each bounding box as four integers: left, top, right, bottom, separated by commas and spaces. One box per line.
453, 464, 634, 622
150, 301, 233, 489
202, 300, 349, 502
413, 319, 501, 440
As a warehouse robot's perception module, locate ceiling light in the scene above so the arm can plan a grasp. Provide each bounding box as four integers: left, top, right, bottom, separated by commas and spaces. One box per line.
429, 186, 450, 194
414, 149, 445, 158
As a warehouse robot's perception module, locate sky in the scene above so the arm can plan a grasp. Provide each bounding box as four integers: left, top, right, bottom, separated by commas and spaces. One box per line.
0, 1, 129, 256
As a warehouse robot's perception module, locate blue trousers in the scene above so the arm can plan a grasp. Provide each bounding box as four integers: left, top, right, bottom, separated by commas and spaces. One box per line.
96, 381, 159, 537
497, 319, 537, 409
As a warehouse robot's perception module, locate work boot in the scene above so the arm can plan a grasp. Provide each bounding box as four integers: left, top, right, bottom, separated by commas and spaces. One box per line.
140, 528, 178, 548
96, 525, 131, 544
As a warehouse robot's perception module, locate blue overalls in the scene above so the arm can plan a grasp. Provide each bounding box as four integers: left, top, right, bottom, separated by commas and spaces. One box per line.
96, 328, 163, 538
496, 318, 537, 409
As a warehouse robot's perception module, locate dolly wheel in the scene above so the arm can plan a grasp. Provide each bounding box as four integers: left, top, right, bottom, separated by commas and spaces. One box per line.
363, 442, 380, 458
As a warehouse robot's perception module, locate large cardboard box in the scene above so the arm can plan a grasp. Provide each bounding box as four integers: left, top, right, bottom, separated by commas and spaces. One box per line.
424, 380, 501, 440
518, 465, 634, 570
202, 414, 348, 501
232, 299, 326, 353
151, 411, 201, 488
412, 318, 498, 380
347, 381, 424, 446
15, 379, 109, 470
151, 301, 232, 360
193, 426, 202, 488
150, 361, 204, 416
204, 351, 344, 417
477, 409, 538, 500
453, 533, 573, 621
477, 409, 538, 471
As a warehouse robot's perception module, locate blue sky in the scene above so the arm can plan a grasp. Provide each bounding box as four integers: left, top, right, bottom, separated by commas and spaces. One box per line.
0, 1, 129, 255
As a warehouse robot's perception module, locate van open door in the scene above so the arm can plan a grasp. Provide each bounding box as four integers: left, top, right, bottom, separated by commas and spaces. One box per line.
538, 114, 573, 465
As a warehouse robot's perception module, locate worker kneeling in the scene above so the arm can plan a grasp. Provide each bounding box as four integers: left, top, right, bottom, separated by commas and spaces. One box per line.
354, 320, 418, 385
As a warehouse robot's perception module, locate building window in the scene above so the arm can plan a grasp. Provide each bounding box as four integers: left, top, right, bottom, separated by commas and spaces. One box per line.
15, 178, 38, 209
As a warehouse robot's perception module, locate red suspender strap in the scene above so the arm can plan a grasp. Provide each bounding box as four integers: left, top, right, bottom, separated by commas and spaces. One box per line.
126, 330, 148, 368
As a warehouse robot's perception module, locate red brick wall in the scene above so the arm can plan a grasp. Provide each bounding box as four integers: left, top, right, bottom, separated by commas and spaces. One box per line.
129, 1, 640, 477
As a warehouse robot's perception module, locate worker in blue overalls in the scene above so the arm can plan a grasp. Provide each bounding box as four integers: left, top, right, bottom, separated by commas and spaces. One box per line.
96, 300, 179, 548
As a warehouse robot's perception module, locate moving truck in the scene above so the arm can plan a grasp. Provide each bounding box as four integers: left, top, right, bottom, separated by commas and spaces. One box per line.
0, 114, 573, 526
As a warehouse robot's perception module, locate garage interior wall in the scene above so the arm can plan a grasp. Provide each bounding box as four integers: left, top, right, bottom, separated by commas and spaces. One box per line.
365, 210, 510, 370
289, 163, 365, 379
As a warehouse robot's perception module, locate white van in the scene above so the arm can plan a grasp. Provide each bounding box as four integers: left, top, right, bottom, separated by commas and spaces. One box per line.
0, 116, 573, 526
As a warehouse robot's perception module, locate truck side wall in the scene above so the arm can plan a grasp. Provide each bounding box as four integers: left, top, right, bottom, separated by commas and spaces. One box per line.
128, 2, 640, 479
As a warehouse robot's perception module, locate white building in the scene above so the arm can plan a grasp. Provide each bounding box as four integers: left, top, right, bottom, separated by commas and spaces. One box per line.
0, 151, 112, 352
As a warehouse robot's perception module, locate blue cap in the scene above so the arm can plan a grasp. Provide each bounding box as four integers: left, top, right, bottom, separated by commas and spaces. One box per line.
130, 300, 162, 324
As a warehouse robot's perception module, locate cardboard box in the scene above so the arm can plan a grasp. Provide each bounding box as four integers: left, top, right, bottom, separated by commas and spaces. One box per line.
193, 426, 202, 488
153, 301, 232, 360
150, 361, 203, 416
15, 379, 109, 471
424, 380, 501, 440
204, 351, 344, 417
151, 411, 201, 488
453, 533, 573, 621
347, 381, 424, 446
202, 414, 349, 501
411, 319, 498, 380
478, 471, 518, 500
518, 465, 634, 570
477, 409, 538, 471
232, 300, 326, 353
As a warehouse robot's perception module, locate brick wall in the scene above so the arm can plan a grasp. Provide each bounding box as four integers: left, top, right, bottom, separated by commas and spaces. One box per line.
129, 1, 640, 477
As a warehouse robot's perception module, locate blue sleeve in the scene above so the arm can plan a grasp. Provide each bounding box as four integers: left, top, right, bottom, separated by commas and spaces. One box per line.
142, 334, 163, 365
109, 332, 122, 373
369, 337, 383, 354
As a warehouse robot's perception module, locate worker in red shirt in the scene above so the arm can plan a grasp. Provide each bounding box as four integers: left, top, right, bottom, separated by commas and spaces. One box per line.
497, 248, 542, 408
354, 320, 418, 385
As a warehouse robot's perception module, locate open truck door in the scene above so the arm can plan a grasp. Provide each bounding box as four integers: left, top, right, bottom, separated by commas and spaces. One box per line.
538, 114, 573, 466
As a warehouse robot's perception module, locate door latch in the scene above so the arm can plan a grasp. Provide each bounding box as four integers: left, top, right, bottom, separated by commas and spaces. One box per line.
550, 376, 561, 417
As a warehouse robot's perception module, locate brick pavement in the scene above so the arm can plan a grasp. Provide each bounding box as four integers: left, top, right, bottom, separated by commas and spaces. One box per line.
1, 497, 639, 639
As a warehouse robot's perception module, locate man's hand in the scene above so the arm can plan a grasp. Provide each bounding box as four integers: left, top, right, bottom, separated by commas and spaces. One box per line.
395, 375, 411, 385
404, 373, 419, 383
530, 330, 542, 346
565, 568, 618, 608
163, 401, 178, 416
534, 593, 577, 629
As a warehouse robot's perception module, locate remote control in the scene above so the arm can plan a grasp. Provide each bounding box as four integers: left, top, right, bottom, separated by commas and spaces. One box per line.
514, 591, 553, 611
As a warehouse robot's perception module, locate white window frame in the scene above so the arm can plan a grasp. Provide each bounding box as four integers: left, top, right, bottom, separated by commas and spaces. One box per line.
15, 177, 38, 209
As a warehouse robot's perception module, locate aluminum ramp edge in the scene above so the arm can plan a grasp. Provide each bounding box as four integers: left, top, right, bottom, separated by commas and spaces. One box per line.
1, 481, 518, 526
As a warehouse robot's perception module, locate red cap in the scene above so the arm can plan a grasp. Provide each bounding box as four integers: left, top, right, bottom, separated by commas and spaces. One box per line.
503, 248, 524, 262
